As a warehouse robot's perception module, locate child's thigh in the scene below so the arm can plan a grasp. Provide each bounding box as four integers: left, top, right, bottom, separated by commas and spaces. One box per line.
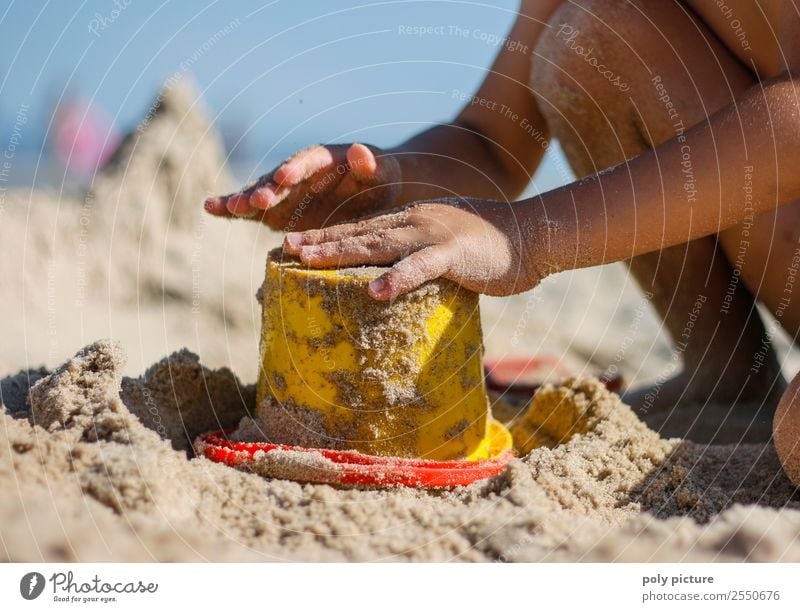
532, 0, 754, 174
720, 201, 800, 336
774, 365, 800, 485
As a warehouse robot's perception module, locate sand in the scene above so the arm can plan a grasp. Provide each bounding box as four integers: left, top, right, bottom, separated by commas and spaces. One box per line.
2, 78, 800, 562
1, 340, 799, 562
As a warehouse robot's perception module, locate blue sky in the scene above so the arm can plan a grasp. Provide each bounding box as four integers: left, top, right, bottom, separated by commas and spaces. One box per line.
0, 0, 571, 189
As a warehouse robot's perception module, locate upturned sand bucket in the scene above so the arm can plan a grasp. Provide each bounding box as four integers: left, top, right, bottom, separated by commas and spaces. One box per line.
256, 248, 511, 461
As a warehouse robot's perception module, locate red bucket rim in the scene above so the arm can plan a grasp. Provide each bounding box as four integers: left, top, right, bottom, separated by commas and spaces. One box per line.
194, 428, 514, 488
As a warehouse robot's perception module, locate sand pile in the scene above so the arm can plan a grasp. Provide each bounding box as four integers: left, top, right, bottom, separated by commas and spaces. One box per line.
2, 341, 798, 562
0, 77, 281, 381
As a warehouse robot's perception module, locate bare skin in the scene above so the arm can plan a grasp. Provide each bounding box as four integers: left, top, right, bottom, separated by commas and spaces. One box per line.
205, 0, 563, 230
531, 0, 788, 412
206, 0, 800, 447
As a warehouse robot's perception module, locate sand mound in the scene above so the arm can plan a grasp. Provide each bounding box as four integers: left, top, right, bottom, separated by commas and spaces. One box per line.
2, 341, 798, 562
0, 77, 281, 381
120, 348, 254, 451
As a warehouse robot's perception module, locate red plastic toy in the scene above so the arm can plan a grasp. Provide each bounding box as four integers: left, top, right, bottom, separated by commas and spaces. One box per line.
194, 429, 514, 488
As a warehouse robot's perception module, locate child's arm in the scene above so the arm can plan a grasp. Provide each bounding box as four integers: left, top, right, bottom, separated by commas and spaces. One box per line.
392, 0, 561, 203
285, 72, 800, 300
205, 0, 562, 230
542, 73, 800, 270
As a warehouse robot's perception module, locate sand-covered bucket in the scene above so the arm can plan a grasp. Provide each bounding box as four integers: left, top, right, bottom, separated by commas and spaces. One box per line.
255, 248, 511, 461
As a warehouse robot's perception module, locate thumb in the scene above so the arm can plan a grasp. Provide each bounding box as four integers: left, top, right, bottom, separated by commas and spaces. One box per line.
346, 143, 378, 181
368, 246, 452, 300
347, 143, 402, 186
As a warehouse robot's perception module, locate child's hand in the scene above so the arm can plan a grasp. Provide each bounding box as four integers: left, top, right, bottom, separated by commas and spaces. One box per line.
204, 143, 401, 231
283, 198, 547, 300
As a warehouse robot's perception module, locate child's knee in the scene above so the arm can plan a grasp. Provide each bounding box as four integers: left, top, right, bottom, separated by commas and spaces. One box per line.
530, 1, 642, 144
531, 0, 687, 105
774, 370, 800, 485
532, 1, 597, 94
532, 0, 637, 93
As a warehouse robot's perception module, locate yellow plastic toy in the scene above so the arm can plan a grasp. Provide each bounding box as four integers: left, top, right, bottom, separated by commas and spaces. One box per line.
256, 248, 512, 461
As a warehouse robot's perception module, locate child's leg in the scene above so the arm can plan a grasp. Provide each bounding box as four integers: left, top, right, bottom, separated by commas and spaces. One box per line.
774, 369, 800, 485
532, 0, 783, 413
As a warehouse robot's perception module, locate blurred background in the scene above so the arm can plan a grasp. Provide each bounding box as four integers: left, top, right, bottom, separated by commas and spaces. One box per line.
2, 0, 723, 392
0, 0, 572, 191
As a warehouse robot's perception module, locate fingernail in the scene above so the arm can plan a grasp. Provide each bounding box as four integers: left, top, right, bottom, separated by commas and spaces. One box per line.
285, 232, 302, 250
368, 278, 386, 297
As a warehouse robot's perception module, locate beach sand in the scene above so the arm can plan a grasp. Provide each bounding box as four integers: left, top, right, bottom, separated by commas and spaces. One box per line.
2, 340, 799, 562
1, 80, 799, 562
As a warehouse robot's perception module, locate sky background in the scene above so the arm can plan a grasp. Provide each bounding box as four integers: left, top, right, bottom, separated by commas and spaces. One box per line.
0, 0, 572, 191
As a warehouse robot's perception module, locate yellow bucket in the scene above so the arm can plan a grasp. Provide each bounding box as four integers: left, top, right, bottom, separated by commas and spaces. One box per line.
256, 248, 511, 461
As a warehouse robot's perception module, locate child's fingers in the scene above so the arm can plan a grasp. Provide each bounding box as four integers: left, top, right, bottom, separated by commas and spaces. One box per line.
249, 182, 290, 209
284, 213, 407, 252
284, 224, 362, 253
297, 231, 411, 267
205, 191, 256, 217
204, 196, 234, 217
253, 147, 353, 212
367, 246, 452, 300
274, 145, 343, 187
246, 146, 346, 211
210, 143, 397, 220
226, 192, 258, 217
